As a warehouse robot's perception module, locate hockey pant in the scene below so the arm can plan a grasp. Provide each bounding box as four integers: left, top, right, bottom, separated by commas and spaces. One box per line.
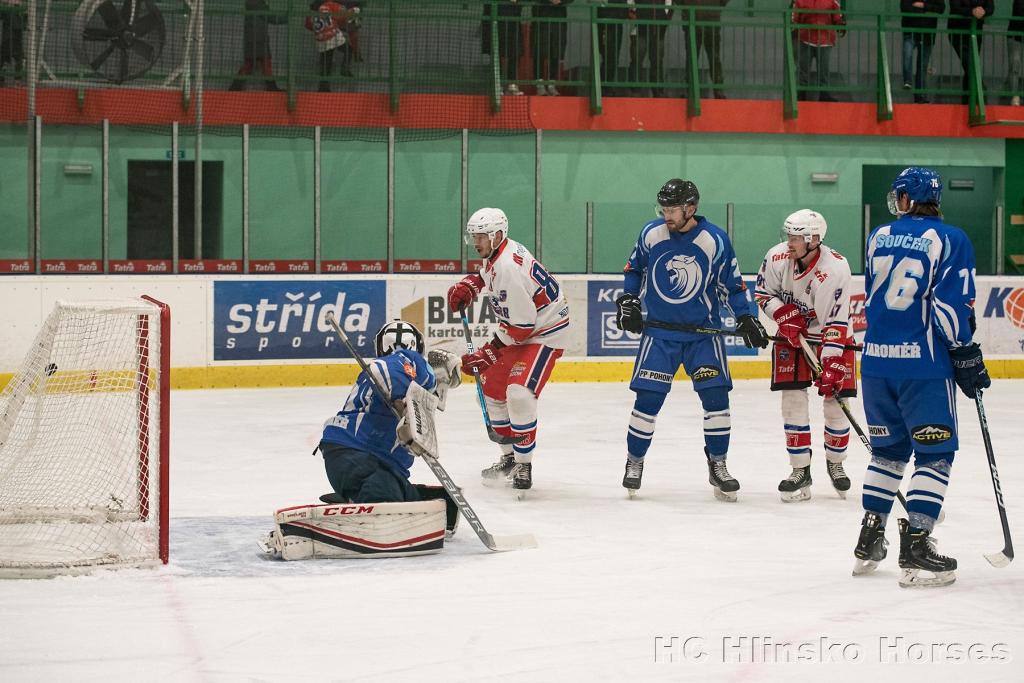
860, 375, 959, 531
779, 389, 850, 468
770, 341, 857, 396
321, 443, 420, 504
481, 343, 562, 463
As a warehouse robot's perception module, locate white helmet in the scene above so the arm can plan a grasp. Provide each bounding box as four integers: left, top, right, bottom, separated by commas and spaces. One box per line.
465, 207, 508, 250
374, 319, 424, 357
782, 209, 827, 243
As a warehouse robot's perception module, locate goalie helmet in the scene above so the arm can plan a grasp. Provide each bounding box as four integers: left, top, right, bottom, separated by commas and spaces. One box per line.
782, 209, 827, 242
657, 179, 700, 207
888, 166, 942, 215
375, 319, 425, 357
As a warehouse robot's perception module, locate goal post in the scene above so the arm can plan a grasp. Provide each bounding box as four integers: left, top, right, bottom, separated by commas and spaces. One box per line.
0, 297, 170, 577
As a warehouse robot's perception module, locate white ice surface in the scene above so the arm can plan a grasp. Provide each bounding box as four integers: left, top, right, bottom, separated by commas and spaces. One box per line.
1, 380, 1023, 682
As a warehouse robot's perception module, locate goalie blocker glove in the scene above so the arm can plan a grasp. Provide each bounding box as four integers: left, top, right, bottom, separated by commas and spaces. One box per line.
735, 314, 769, 349
949, 343, 991, 399
614, 293, 643, 334
772, 303, 807, 348
447, 274, 485, 314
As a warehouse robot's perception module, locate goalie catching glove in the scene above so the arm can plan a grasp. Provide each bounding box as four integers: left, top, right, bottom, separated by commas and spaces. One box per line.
427, 348, 462, 410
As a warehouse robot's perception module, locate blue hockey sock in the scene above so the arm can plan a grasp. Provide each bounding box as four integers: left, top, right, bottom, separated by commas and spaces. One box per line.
907, 456, 953, 532
862, 455, 907, 520
626, 390, 666, 458
698, 387, 730, 457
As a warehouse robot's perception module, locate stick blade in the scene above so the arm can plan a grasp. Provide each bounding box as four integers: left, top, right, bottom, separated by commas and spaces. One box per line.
485, 533, 538, 552
488, 428, 527, 445
985, 550, 1013, 568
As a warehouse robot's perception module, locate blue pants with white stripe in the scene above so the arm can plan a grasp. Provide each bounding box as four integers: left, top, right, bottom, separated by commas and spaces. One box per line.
861, 375, 959, 531
627, 334, 733, 460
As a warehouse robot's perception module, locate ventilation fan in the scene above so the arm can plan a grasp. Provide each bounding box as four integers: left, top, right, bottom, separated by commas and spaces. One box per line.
72, 0, 166, 84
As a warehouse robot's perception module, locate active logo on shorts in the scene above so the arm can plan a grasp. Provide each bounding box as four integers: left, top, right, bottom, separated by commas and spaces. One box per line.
911, 424, 952, 444
638, 369, 674, 383
691, 365, 720, 382
868, 425, 890, 437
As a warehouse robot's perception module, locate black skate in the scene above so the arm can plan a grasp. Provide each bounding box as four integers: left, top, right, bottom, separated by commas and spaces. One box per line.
706, 450, 739, 502
511, 462, 532, 500
481, 453, 515, 487
778, 465, 812, 503
826, 460, 851, 498
898, 518, 957, 588
623, 457, 644, 498
852, 512, 888, 575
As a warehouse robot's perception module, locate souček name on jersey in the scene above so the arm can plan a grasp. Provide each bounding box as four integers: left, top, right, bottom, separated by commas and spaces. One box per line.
873, 233, 934, 253
863, 341, 923, 359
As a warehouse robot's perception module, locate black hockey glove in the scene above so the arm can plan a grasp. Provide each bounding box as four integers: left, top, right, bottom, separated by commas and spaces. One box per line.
614, 293, 643, 334
735, 314, 769, 349
950, 343, 991, 399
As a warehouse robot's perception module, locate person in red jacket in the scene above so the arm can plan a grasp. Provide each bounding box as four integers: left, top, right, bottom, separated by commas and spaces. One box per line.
792, 0, 844, 102
306, 0, 353, 92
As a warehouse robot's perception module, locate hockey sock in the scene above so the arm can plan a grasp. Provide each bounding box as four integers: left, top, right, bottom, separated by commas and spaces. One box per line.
507, 385, 538, 463
823, 398, 850, 462
698, 387, 730, 457
862, 454, 908, 522
627, 390, 666, 458
906, 456, 953, 532
485, 395, 514, 443
781, 390, 811, 467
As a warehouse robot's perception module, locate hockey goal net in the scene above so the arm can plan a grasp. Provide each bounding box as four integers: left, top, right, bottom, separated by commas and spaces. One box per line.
0, 297, 170, 577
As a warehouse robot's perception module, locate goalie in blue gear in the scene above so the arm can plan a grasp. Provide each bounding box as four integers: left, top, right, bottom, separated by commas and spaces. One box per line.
616, 178, 768, 502
853, 166, 991, 587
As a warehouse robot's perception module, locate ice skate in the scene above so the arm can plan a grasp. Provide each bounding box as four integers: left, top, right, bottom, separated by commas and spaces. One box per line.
826, 460, 851, 499
623, 456, 644, 498
778, 465, 812, 502
706, 450, 739, 502
511, 462, 532, 500
259, 529, 282, 556
481, 453, 515, 487
852, 512, 888, 575
897, 518, 956, 588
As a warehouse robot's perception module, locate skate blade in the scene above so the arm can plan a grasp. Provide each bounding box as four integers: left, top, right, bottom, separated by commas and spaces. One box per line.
898, 568, 956, 588
627, 488, 639, 499
713, 488, 738, 503
780, 487, 812, 503
515, 489, 529, 501
832, 487, 848, 500
852, 558, 880, 575
482, 476, 513, 489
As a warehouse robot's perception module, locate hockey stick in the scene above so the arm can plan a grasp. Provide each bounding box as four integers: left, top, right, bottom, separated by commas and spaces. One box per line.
458, 310, 525, 445
324, 313, 536, 552
975, 390, 1013, 567
644, 319, 863, 350
796, 335, 917, 518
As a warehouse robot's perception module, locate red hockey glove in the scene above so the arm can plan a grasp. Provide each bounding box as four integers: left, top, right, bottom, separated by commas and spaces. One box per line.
816, 356, 848, 397
461, 341, 501, 376
772, 303, 807, 348
447, 274, 485, 313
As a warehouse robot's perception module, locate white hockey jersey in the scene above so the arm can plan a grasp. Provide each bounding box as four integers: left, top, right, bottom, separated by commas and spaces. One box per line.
479, 238, 571, 350
754, 242, 853, 360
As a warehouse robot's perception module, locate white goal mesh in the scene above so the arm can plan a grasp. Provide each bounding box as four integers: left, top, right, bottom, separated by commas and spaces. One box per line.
0, 298, 169, 577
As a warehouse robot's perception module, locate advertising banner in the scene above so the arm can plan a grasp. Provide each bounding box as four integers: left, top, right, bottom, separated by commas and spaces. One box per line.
213, 280, 386, 361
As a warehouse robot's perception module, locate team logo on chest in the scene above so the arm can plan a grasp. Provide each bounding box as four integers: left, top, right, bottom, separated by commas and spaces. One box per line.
652, 253, 704, 304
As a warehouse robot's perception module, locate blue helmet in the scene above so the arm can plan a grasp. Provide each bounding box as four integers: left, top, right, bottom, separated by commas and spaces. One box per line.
888, 167, 942, 214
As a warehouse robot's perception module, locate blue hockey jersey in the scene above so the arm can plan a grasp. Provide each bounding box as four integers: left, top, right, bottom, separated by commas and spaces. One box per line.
321, 349, 437, 478
862, 214, 977, 379
623, 216, 755, 341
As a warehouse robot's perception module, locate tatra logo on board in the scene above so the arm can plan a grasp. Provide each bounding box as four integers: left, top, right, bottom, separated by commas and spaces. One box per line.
213, 281, 386, 361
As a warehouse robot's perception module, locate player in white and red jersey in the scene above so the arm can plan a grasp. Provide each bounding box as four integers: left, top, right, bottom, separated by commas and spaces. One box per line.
446, 208, 570, 493
755, 209, 857, 502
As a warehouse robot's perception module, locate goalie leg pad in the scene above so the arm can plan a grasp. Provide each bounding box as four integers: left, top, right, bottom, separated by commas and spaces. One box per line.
414, 484, 460, 538
268, 500, 447, 560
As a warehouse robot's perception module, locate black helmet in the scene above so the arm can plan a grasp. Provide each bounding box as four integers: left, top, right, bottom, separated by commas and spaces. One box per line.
657, 179, 699, 207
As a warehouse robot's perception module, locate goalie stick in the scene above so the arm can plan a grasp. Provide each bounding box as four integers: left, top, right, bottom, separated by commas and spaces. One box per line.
975, 390, 1014, 568
324, 313, 536, 552
458, 310, 526, 446
644, 319, 863, 351
795, 335, 922, 519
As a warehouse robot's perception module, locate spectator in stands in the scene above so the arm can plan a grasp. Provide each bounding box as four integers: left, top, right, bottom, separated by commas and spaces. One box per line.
306, 0, 354, 92
792, 0, 845, 102
0, 0, 24, 86
482, 0, 524, 95
229, 0, 287, 92
534, 0, 572, 95
947, 0, 993, 105
900, 1, 944, 104
341, 1, 362, 74
683, 0, 729, 99
630, 0, 673, 97
1009, 0, 1023, 106
597, 0, 631, 96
